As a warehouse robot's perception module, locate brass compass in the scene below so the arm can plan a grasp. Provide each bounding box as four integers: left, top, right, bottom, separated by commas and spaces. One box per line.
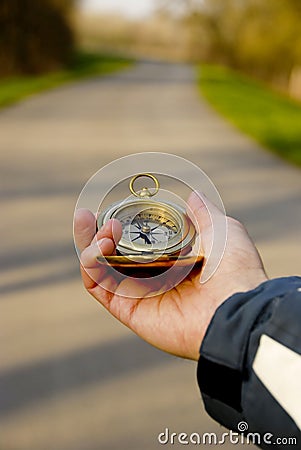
97, 173, 203, 270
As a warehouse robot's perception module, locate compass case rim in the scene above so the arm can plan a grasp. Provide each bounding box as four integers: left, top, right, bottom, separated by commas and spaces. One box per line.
97, 198, 196, 256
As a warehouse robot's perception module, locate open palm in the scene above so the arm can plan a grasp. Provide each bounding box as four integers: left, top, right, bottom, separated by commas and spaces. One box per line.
74, 192, 267, 361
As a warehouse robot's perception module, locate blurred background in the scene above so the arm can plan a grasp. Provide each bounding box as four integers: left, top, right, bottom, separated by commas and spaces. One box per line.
0, 1, 300, 449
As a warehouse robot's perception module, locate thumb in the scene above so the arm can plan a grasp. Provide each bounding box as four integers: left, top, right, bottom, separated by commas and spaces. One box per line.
187, 192, 218, 256
187, 192, 227, 282
187, 191, 224, 234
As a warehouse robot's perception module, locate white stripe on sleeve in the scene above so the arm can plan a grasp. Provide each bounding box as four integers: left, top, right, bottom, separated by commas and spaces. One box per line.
253, 334, 301, 430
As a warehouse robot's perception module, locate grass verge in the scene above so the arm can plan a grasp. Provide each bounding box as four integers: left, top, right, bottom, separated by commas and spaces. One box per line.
0, 52, 133, 109
198, 64, 301, 167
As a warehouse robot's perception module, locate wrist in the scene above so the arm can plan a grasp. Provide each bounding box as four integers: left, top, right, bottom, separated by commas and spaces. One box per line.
191, 270, 268, 362
224, 269, 269, 303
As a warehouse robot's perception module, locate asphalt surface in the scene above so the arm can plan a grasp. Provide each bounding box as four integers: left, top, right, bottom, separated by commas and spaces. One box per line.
0, 61, 300, 450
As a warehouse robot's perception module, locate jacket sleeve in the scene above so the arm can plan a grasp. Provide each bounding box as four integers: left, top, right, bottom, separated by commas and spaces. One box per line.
197, 276, 301, 449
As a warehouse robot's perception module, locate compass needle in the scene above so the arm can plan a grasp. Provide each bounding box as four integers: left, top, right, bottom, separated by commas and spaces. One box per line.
150, 225, 161, 232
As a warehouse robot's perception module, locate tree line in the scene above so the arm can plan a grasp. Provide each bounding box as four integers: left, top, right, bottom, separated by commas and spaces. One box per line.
1, 0, 301, 95
159, 0, 301, 90
0, 0, 75, 76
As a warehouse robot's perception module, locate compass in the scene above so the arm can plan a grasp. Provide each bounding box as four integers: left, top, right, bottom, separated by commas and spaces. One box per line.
97, 173, 202, 269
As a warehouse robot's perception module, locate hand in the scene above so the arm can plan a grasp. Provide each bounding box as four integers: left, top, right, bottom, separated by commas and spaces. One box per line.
74, 192, 268, 361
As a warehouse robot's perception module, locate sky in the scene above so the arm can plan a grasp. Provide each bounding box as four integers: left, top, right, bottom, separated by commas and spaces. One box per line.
79, 0, 157, 18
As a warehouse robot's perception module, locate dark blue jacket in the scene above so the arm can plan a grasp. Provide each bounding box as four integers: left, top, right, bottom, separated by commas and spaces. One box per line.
198, 277, 301, 449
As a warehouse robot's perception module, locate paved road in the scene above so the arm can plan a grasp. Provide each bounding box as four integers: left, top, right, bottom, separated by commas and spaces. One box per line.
0, 62, 300, 450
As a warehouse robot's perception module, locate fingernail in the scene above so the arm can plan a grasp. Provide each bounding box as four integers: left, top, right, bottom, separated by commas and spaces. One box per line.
95, 238, 109, 249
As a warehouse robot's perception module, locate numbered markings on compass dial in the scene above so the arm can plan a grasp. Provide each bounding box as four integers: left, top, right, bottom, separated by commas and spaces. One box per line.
120, 209, 179, 249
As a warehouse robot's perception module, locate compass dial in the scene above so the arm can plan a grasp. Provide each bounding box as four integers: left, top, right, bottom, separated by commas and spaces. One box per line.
119, 209, 179, 250
97, 198, 195, 256
109, 201, 185, 255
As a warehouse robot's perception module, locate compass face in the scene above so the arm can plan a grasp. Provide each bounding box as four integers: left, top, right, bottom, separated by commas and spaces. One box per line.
98, 197, 196, 256
118, 208, 179, 250
99, 199, 195, 255
112, 202, 184, 254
